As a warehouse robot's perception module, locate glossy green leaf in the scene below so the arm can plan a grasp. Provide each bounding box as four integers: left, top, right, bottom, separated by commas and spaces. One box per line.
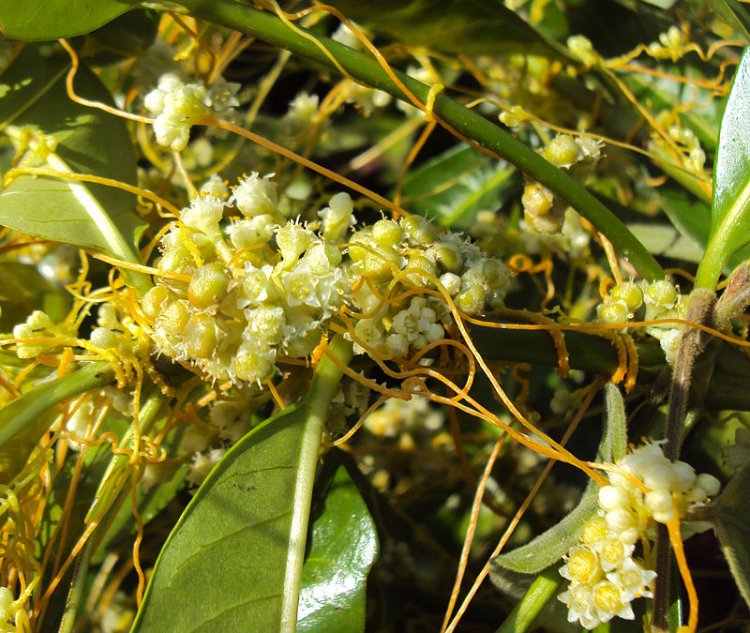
297, 460, 378, 633
75, 9, 161, 66
491, 383, 625, 575
131, 337, 352, 633
707, 0, 750, 38
326, 0, 565, 59
400, 144, 519, 229
0, 0, 138, 40
711, 454, 750, 608
695, 47, 750, 289
0, 45, 148, 290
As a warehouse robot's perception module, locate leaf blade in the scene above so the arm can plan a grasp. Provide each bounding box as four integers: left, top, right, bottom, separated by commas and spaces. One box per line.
0, 45, 149, 289
0, 0, 137, 40
695, 47, 750, 289
297, 459, 378, 633
131, 338, 352, 633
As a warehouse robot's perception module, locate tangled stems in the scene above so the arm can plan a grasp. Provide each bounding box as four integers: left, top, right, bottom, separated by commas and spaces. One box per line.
175, 0, 664, 281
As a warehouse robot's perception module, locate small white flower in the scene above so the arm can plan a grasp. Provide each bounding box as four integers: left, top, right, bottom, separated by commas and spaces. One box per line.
606, 558, 657, 601
319, 192, 355, 242
231, 173, 278, 218
181, 195, 225, 236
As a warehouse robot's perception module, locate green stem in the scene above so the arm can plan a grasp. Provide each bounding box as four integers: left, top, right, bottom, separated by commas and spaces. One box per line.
495, 570, 560, 633
281, 336, 353, 629
175, 0, 663, 280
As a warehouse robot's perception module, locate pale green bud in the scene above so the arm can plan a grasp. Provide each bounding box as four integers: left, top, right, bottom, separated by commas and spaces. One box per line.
185, 313, 219, 358
188, 262, 231, 309
372, 219, 404, 248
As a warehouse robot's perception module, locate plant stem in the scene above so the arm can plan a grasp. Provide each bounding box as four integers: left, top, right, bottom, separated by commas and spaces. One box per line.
495, 570, 560, 633
281, 335, 353, 631
652, 288, 715, 631
176, 0, 663, 280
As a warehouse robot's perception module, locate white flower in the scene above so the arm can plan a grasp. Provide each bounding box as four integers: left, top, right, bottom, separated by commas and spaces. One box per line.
607, 558, 657, 601
181, 195, 225, 236
318, 192, 355, 242
276, 222, 314, 267
227, 215, 276, 249
145, 74, 212, 151
186, 448, 226, 486
231, 173, 278, 217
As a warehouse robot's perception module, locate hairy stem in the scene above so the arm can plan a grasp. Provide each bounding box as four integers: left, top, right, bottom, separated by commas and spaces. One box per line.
652, 288, 715, 631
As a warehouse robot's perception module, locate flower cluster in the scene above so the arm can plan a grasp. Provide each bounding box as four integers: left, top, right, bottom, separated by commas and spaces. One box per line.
346, 214, 512, 358
596, 279, 686, 362
143, 174, 348, 386
522, 134, 602, 234
144, 74, 239, 152
12, 310, 76, 359
142, 170, 514, 384
559, 441, 720, 628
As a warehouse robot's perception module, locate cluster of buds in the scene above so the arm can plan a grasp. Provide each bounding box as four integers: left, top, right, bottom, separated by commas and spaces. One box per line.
346, 213, 511, 358
144, 74, 239, 152
596, 279, 686, 362
559, 441, 720, 628
522, 134, 602, 234
141, 170, 515, 384
142, 174, 348, 386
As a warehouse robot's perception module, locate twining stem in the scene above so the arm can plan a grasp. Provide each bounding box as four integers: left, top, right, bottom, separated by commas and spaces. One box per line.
175, 0, 663, 281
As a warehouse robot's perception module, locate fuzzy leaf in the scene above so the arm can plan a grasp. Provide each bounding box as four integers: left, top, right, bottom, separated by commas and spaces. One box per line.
711, 455, 750, 608
297, 460, 378, 633
491, 383, 624, 575
0, 0, 138, 40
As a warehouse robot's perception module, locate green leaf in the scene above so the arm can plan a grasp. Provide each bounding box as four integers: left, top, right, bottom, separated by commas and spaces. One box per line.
0, 45, 149, 291
75, 9, 161, 66
711, 454, 750, 608
660, 187, 750, 272
0, 0, 138, 40
297, 458, 378, 633
627, 223, 704, 262
695, 47, 750, 289
131, 337, 353, 633
326, 0, 565, 59
491, 383, 624, 575
400, 144, 519, 229
0, 361, 113, 482
491, 481, 598, 576
707, 0, 750, 39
